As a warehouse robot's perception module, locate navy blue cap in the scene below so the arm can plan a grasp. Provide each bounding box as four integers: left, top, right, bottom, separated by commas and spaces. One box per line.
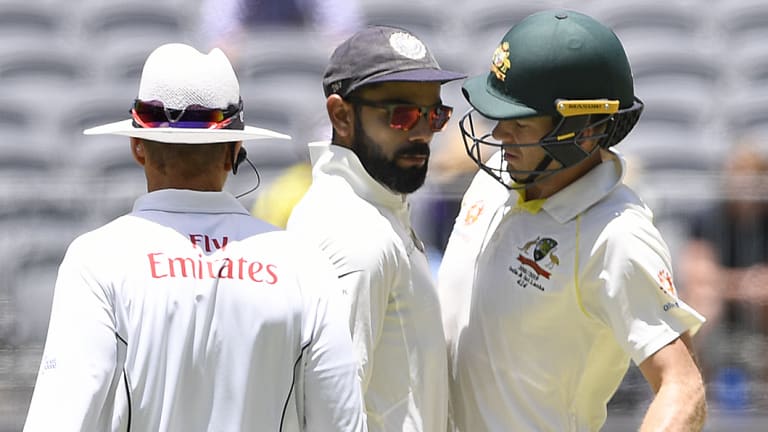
323, 25, 465, 97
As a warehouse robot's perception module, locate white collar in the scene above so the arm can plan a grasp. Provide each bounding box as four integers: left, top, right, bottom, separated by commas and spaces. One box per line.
132, 189, 250, 215
308, 141, 408, 211
539, 150, 626, 223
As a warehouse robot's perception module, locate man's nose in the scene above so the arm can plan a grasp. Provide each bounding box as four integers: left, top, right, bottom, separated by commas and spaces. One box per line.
491, 122, 514, 143
408, 113, 435, 141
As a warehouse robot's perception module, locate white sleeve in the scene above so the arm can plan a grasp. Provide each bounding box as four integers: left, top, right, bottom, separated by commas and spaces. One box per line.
340, 255, 393, 394
580, 217, 706, 365
299, 250, 367, 432
24, 240, 123, 432
296, 227, 396, 394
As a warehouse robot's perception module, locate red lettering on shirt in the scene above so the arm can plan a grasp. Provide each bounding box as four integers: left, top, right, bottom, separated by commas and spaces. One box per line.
249, 261, 264, 282
146, 252, 278, 284
265, 264, 278, 285
218, 258, 234, 279
237, 257, 247, 280
212, 236, 228, 250
148, 252, 166, 278
190, 234, 204, 249
168, 257, 195, 277
189, 234, 229, 252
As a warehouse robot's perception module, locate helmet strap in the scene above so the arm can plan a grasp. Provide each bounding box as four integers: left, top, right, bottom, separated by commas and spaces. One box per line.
514, 154, 553, 185
515, 115, 595, 185
541, 116, 591, 167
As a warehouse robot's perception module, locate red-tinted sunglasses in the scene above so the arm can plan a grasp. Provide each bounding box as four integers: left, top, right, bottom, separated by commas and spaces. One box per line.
348, 97, 454, 132
131, 99, 244, 130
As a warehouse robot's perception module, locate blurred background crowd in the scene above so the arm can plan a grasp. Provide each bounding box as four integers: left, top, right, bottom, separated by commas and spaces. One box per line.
2, 0, 768, 430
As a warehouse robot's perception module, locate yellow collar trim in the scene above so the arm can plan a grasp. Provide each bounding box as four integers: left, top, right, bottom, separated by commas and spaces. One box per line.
515, 191, 546, 214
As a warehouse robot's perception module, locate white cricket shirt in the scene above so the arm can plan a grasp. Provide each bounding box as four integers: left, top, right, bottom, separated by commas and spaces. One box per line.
439, 151, 705, 432
24, 189, 366, 432
288, 142, 448, 432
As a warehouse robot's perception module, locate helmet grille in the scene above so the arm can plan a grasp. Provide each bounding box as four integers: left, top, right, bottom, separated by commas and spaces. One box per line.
602, 98, 644, 148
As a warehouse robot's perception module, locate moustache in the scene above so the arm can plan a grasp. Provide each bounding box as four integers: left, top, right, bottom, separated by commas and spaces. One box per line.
395, 143, 430, 158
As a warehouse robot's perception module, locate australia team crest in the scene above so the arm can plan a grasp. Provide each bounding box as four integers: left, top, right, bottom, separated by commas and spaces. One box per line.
509, 236, 560, 291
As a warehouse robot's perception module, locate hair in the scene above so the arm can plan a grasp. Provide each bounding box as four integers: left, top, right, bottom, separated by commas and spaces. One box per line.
139, 139, 236, 177
330, 84, 384, 144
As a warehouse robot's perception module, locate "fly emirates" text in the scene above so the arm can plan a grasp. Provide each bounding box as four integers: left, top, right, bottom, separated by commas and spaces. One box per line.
147, 252, 278, 284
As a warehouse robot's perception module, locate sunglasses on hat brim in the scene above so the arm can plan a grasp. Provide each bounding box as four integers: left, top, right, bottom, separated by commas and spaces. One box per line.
131, 99, 244, 130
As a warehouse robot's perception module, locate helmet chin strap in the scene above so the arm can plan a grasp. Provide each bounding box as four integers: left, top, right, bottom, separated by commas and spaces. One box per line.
513, 154, 553, 185
541, 116, 592, 167
511, 115, 593, 186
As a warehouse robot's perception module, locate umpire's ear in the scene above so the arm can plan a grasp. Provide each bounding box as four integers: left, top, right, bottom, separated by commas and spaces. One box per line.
326, 94, 354, 145
130, 137, 146, 166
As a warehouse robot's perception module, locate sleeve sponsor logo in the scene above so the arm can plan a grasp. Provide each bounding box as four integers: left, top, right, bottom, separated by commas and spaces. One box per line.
43, 358, 57, 370
657, 269, 677, 297
657, 269, 680, 311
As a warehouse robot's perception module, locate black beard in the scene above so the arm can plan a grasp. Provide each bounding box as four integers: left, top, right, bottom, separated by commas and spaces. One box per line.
351, 115, 429, 194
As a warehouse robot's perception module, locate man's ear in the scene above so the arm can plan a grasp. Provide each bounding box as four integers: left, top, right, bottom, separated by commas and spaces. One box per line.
580, 118, 608, 151
326, 95, 354, 141
130, 137, 146, 166
228, 141, 243, 173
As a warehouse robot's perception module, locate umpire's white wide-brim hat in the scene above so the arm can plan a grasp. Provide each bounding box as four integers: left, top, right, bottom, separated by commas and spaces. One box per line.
84, 43, 290, 144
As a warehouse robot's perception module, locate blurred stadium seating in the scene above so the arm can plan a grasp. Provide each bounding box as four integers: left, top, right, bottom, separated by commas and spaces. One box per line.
1, 0, 767, 430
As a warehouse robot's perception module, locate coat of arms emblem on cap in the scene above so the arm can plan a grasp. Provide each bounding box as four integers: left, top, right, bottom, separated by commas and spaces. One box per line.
389, 32, 427, 60
491, 41, 511, 81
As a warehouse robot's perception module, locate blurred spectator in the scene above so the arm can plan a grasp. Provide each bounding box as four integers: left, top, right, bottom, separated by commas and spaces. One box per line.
250, 161, 313, 228
199, 0, 363, 57
679, 143, 768, 409
417, 114, 495, 253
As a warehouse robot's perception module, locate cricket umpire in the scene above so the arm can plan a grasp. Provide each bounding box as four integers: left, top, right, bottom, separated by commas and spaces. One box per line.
24, 43, 365, 432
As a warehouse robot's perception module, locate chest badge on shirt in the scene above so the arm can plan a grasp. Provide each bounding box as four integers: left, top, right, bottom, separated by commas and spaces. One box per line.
509, 236, 560, 290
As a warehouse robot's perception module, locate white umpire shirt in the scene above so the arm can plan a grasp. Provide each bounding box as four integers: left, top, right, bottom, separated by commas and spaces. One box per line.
288, 142, 448, 432
439, 150, 705, 432
24, 189, 366, 432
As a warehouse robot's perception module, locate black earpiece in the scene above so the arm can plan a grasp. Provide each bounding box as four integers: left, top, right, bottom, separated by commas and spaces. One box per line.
231, 145, 261, 198
233, 147, 247, 175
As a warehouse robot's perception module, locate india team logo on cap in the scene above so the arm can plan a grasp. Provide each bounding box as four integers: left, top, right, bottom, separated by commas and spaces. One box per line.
389, 32, 427, 60
491, 41, 511, 81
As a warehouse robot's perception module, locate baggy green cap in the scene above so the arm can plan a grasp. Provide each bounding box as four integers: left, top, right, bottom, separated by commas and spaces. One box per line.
462, 9, 635, 120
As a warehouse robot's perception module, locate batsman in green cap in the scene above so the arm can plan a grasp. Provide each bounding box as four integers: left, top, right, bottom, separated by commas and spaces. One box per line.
438, 10, 707, 431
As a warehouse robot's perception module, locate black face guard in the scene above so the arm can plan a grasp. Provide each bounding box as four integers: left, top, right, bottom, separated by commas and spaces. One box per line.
459, 98, 644, 189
